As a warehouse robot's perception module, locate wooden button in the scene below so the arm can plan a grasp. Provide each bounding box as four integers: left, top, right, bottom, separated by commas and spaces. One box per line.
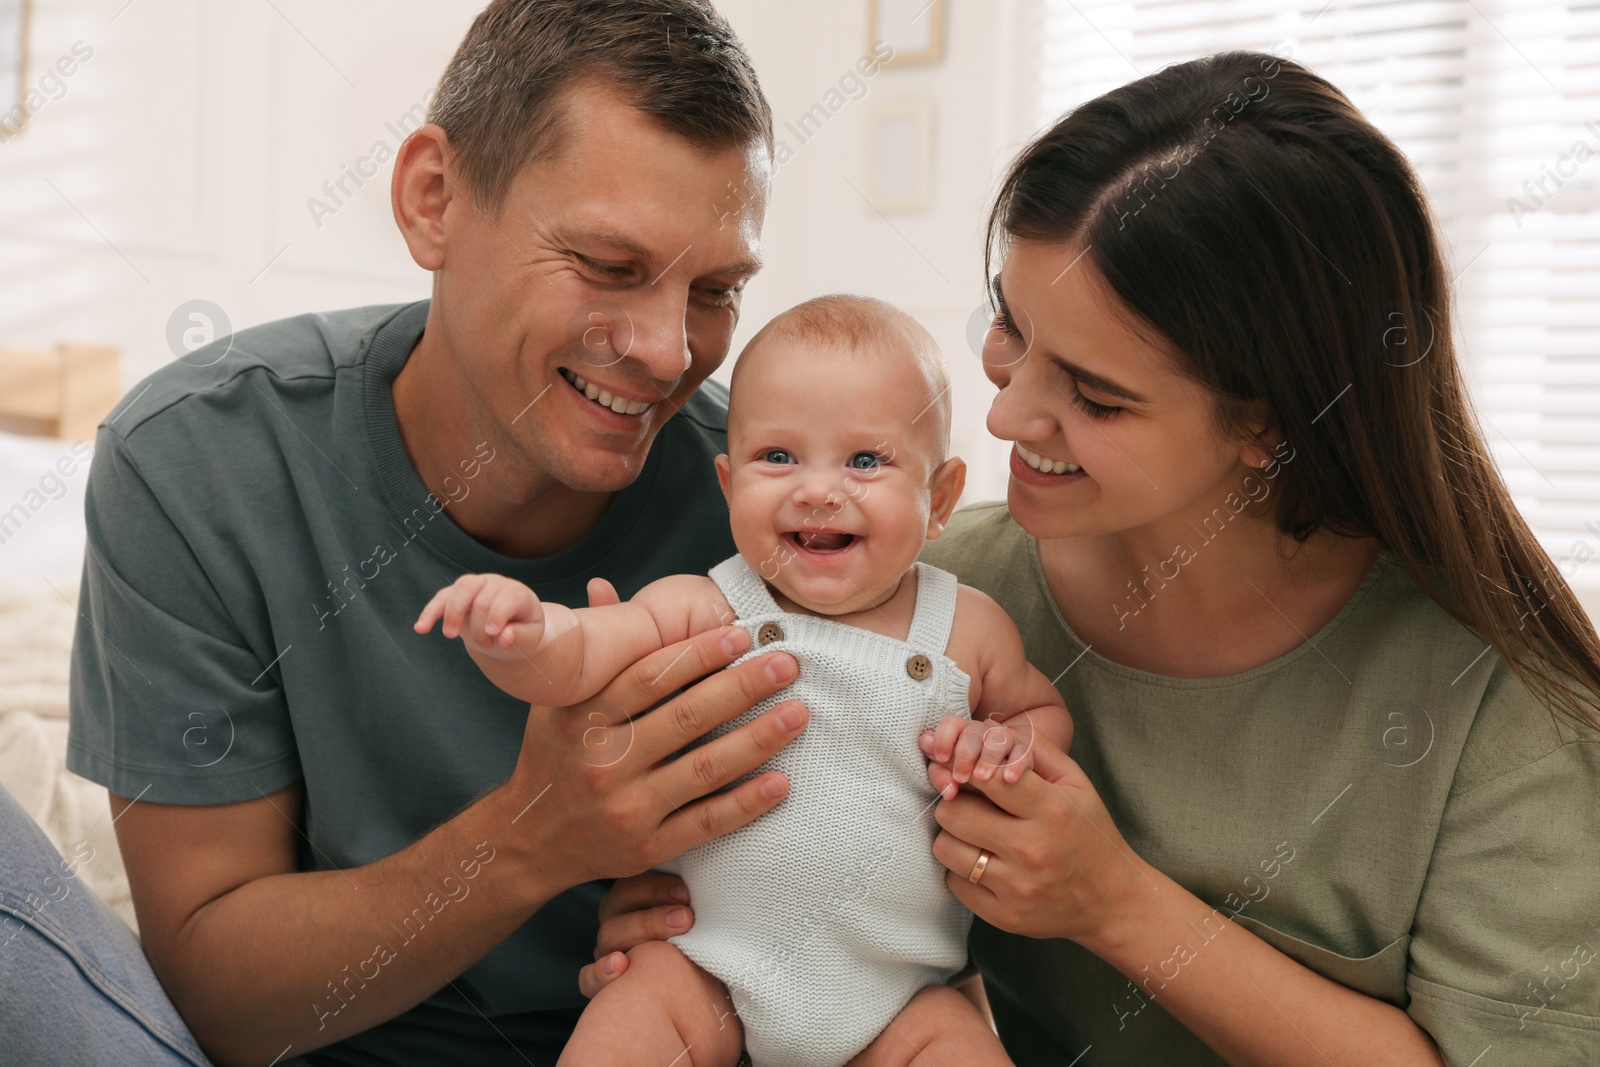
906, 653, 932, 680
757, 622, 785, 646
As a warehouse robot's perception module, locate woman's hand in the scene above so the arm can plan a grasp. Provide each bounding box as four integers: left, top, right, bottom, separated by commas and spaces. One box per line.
927, 732, 1157, 950
927, 734, 1448, 1065
577, 872, 696, 998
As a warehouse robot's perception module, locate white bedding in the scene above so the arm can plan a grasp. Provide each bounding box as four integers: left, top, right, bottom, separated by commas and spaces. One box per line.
0, 430, 134, 930
0, 429, 91, 587
0, 573, 136, 929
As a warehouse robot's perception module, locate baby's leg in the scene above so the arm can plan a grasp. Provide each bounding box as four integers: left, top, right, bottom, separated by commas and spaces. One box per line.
846, 983, 1012, 1067
558, 939, 745, 1067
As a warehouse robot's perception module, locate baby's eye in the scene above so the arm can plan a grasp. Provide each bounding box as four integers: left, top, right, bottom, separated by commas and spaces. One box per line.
848, 452, 882, 470
762, 449, 794, 464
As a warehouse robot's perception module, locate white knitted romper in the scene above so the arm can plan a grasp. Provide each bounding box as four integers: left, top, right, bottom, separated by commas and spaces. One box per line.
658, 553, 973, 1067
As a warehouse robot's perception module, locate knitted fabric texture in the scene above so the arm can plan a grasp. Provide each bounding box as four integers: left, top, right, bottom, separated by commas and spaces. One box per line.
659, 554, 974, 1067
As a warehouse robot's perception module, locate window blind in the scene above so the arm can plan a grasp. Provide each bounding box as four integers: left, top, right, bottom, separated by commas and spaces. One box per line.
1027, 0, 1600, 595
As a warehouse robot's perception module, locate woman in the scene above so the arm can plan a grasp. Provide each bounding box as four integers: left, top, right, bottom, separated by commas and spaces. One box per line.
585, 52, 1600, 1064
911, 49, 1600, 1064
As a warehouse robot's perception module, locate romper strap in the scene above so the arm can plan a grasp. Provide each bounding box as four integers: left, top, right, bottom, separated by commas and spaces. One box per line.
905, 563, 960, 655
708, 554, 781, 621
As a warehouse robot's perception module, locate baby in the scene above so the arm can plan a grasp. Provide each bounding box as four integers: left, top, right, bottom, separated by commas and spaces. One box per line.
416, 295, 1072, 1067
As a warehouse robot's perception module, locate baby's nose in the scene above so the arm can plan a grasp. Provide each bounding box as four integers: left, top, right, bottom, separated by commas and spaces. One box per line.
793, 476, 847, 512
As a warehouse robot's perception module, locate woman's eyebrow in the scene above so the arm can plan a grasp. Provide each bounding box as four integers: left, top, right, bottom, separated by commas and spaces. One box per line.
993, 272, 1152, 405
1052, 357, 1151, 405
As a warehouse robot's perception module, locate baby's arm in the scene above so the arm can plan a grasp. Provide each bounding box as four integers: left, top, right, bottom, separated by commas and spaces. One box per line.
414, 572, 730, 706
925, 586, 1073, 789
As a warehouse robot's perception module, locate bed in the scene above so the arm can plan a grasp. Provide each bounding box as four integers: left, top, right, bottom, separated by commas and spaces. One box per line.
0, 428, 135, 929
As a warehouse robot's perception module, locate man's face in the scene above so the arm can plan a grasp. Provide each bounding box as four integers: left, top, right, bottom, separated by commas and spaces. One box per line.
434, 83, 769, 498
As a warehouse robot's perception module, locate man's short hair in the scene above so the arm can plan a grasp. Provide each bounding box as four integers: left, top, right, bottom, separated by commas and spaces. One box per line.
429, 0, 774, 216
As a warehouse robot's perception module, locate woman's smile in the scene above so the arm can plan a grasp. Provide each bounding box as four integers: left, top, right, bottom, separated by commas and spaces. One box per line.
1009, 444, 1089, 487
1015, 443, 1082, 476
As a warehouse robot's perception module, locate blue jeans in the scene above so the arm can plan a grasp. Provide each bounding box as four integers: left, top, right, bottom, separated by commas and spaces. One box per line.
0, 781, 213, 1066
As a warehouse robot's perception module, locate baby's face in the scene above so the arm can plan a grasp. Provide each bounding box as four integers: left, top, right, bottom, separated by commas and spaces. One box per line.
715, 337, 960, 616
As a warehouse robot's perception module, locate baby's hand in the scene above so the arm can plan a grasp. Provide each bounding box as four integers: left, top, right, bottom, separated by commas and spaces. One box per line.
921, 714, 1035, 794
415, 573, 542, 661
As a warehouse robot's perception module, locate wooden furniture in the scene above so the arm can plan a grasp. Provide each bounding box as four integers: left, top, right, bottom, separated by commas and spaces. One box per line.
0, 343, 121, 440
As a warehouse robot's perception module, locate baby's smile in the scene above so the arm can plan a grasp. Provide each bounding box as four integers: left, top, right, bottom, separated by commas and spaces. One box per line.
786, 529, 859, 553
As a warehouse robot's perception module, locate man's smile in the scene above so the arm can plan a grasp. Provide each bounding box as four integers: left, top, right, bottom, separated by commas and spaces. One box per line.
559, 367, 658, 418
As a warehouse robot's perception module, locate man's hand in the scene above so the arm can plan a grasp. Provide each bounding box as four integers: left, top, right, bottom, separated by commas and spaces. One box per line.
500, 621, 808, 888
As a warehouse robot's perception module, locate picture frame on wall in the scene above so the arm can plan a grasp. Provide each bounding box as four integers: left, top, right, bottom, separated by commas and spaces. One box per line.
869, 0, 944, 67
866, 99, 935, 213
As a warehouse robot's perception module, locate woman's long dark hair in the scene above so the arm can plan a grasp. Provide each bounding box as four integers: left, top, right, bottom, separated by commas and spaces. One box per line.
990, 51, 1600, 731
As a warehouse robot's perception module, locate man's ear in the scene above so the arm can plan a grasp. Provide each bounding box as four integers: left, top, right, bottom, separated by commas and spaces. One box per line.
714, 454, 733, 501
392, 124, 455, 272
925, 457, 966, 540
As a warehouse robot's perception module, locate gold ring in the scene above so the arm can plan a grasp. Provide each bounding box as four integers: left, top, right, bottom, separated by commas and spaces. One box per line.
968, 849, 992, 884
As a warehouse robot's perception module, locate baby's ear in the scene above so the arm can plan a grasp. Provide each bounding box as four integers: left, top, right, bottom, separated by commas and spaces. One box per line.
714, 454, 733, 501
926, 457, 967, 539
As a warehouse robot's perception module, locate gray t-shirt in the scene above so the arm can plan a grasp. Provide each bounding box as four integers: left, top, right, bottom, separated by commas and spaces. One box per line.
66, 299, 737, 1065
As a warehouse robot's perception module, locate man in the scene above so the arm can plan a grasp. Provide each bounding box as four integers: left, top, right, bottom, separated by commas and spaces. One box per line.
61, 2, 806, 1063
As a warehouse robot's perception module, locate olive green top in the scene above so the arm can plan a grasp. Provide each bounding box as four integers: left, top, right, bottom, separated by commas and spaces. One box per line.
919, 502, 1600, 1066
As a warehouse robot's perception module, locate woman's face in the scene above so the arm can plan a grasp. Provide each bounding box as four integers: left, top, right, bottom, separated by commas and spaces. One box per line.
983, 239, 1271, 543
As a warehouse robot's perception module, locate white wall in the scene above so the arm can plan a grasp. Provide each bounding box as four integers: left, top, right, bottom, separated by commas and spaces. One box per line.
0, 0, 483, 584
0, 0, 471, 360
